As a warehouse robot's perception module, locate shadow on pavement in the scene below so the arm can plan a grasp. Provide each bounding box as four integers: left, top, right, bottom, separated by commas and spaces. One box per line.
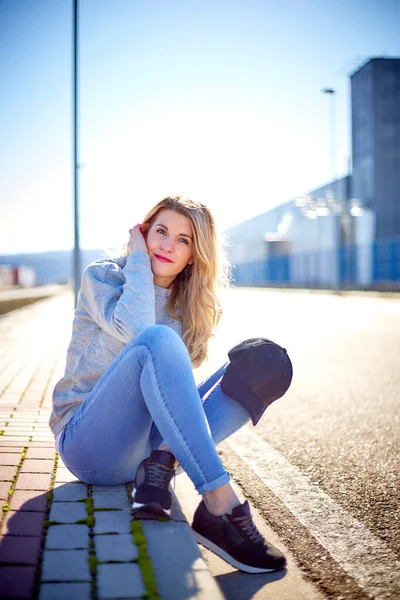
215, 567, 287, 599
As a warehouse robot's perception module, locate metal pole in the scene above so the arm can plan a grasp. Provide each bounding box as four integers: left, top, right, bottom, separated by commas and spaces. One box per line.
73, 0, 81, 307
323, 88, 340, 292
318, 216, 322, 287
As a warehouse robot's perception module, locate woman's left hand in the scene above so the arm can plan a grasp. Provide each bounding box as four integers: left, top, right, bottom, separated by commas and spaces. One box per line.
127, 224, 149, 255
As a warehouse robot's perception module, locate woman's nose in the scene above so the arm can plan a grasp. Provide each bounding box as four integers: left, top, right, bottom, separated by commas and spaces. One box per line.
160, 237, 174, 252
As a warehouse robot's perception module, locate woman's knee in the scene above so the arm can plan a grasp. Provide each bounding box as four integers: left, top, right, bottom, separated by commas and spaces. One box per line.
123, 325, 189, 370
130, 324, 181, 348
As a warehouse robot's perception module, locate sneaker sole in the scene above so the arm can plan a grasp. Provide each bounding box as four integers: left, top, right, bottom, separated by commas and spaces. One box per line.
131, 487, 171, 518
192, 530, 286, 574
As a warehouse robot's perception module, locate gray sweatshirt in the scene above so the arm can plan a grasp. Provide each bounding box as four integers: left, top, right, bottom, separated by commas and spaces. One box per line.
49, 251, 183, 448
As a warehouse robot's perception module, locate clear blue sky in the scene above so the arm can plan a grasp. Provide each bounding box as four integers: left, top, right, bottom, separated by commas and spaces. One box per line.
1, 0, 399, 254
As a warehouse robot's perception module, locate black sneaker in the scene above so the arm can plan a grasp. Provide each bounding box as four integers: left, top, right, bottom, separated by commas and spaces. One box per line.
131, 450, 176, 518
191, 499, 287, 573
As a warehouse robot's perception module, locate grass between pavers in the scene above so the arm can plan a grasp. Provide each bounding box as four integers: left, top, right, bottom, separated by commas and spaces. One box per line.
126, 482, 160, 600
36, 472, 160, 599
34, 457, 100, 599
0, 444, 59, 598
33, 451, 59, 598
82, 482, 160, 600
1, 446, 28, 518
86, 485, 98, 598
74, 482, 161, 599
4, 448, 160, 600
130, 519, 160, 600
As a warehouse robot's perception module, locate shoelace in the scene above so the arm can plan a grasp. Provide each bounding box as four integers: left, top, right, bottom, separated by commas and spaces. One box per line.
233, 514, 264, 543
147, 461, 175, 490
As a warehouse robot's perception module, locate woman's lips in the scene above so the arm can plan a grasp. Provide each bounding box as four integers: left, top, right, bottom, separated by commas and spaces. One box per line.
154, 254, 173, 263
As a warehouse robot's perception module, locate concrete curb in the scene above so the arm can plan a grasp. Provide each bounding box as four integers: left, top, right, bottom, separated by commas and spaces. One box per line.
141, 490, 224, 599
174, 471, 326, 600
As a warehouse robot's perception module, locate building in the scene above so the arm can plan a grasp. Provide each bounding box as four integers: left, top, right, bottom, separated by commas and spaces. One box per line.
225, 57, 400, 289
351, 58, 400, 241
0, 265, 36, 288
226, 177, 351, 288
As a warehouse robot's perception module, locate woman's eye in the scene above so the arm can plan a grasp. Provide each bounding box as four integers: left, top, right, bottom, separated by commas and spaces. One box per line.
179, 238, 189, 244
157, 228, 166, 235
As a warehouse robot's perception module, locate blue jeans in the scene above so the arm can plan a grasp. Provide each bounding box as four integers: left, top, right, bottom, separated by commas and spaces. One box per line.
59, 325, 250, 495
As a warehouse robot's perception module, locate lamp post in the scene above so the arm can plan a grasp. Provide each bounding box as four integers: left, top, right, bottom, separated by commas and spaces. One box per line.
73, 0, 81, 307
322, 88, 341, 293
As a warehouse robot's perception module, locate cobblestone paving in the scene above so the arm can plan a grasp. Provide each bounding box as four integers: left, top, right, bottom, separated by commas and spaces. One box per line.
0, 296, 151, 599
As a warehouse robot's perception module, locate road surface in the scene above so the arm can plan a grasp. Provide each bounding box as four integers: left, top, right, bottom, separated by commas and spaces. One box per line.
193, 288, 400, 600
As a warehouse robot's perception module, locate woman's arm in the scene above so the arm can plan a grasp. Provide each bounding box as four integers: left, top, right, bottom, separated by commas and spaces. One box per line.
79, 226, 156, 343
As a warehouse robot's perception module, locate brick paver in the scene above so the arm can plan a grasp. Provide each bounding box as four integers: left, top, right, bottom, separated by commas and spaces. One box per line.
55, 467, 79, 483
92, 490, 131, 510
14, 472, 52, 491
95, 532, 138, 562
0, 466, 16, 480
93, 510, 132, 535
1, 440, 50, 448
45, 524, 89, 549
24, 447, 55, 459
2, 510, 45, 536
97, 563, 146, 598
0, 565, 36, 599
41, 549, 91, 581
52, 482, 87, 501
0, 453, 21, 466
49, 501, 87, 523
20, 459, 54, 473
91, 483, 127, 492
0, 481, 10, 501
0, 435, 31, 442
0, 535, 41, 564
9, 489, 48, 512
39, 582, 91, 600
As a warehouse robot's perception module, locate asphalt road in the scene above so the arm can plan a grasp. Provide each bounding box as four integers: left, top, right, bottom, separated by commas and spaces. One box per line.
194, 288, 400, 599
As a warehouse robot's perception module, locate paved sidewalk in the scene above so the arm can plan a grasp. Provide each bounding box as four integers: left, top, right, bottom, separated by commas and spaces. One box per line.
0, 294, 223, 599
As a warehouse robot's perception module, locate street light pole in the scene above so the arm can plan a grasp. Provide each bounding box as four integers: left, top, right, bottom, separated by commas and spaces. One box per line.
73, 0, 81, 307
322, 88, 340, 293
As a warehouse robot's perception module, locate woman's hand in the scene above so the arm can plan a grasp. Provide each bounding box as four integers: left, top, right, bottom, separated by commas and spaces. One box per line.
127, 223, 150, 255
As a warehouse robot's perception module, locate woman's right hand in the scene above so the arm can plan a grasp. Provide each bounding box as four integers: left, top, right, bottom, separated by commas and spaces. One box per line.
127, 224, 149, 255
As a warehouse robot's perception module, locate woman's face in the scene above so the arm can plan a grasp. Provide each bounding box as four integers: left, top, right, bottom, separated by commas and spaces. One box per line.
146, 209, 194, 288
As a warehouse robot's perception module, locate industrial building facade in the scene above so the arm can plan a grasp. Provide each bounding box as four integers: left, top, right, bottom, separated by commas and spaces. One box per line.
352, 57, 400, 240
226, 57, 400, 289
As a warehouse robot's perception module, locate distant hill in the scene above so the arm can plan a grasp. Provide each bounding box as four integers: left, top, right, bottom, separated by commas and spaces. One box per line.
0, 249, 107, 286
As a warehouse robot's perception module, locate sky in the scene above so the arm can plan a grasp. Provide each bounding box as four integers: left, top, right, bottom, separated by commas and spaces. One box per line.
0, 0, 399, 255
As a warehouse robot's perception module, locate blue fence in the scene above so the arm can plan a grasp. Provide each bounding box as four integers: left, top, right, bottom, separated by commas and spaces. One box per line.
232, 237, 400, 289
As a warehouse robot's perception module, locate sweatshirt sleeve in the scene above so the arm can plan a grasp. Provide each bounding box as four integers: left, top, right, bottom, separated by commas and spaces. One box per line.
79, 252, 156, 343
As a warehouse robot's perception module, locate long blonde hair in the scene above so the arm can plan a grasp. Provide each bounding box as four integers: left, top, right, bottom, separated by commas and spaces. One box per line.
123, 195, 231, 367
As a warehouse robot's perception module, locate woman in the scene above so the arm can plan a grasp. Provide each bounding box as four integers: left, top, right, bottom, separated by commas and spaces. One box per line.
49, 195, 292, 574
